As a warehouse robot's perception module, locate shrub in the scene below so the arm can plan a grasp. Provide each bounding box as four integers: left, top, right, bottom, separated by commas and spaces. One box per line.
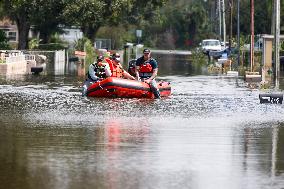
0, 30, 11, 49
29, 38, 41, 50
38, 43, 67, 50
73, 37, 95, 66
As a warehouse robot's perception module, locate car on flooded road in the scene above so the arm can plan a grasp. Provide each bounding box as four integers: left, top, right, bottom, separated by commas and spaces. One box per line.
201, 39, 222, 55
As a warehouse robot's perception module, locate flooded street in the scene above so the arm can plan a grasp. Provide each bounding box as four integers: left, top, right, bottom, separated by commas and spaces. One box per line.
1, 55, 284, 189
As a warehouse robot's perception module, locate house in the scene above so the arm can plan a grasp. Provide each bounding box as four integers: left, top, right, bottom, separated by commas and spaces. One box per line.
1, 18, 83, 48
0, 17, 18, 46
0, 17, 37, 47
59, 27, 83, 46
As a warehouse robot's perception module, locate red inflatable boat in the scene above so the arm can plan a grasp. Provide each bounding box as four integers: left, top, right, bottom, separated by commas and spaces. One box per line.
86, 77, 171, 98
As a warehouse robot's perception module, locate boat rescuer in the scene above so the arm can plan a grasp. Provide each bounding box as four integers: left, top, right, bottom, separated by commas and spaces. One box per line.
110, 53, 136, 80
135, 48, 161, 99
82, 55, 112, 96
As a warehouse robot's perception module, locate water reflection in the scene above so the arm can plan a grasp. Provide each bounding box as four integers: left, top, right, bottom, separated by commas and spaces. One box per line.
0, 117, 151, 189
106, 118, 149, 145
1, 53, 284, 189
240, 125, 284, 188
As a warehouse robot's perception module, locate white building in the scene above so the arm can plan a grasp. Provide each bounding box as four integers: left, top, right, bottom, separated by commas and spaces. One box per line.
59, 27, 83, 45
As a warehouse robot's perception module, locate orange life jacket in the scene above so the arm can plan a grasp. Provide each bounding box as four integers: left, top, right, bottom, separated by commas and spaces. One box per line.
110, 61, 124, 78
105, 58, 114, 71
139, 62, 153, 73
138, 61, 153, 78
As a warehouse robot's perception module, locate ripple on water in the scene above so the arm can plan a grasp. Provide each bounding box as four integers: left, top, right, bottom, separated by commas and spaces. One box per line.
0, 75, 284, 128
1, 75, 284, 189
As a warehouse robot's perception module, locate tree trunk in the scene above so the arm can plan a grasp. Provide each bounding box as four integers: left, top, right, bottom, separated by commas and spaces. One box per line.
16, 17, 30, 50
39, 31, 49, 44
81, 24, 101, 43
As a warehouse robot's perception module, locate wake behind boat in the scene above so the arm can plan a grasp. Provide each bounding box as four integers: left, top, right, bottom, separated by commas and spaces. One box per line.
86, 77, 171, 98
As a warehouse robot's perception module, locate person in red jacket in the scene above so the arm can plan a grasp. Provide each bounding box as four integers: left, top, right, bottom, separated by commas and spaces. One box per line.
135, 49, 160, 98
110, 53, 135, 80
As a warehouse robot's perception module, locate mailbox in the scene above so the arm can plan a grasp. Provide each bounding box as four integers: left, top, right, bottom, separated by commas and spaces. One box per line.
259, 94, 283, 104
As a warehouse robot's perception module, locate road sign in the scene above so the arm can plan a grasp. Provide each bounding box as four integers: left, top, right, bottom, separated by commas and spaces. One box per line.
136, 30, 142, 38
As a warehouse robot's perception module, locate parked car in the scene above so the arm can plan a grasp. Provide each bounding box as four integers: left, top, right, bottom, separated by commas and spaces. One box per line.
221, 41, 229, 49
201, 39, 222, 55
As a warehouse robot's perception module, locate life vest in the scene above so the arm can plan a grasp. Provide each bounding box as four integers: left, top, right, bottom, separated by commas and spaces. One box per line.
128, 59, 136, 77
139, 59, 153, 78
105, 58, 114, 71
111, 63, 124, 78
88, 63, 106, 79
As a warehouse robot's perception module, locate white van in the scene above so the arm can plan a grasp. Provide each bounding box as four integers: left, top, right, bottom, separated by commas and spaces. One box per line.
201, 39, 222, 54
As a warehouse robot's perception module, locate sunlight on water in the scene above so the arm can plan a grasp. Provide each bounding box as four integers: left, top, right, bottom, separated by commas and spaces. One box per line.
1, 67, 284, 189
1, 75, 284, 128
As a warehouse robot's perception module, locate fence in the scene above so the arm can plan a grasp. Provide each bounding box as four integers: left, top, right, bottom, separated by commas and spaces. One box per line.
0, 50, 26, 64
94, 38, 111, 50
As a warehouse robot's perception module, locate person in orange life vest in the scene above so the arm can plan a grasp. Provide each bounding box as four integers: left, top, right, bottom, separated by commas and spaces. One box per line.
82, 55, 112, 96
104, 51, 113, 71
110, 53, 135, 80
135, 49, 161, 99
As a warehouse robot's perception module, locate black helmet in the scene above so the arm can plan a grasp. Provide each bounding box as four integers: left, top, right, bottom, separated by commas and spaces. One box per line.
112, 53, 121, 62
112, 53, 120, 59
97, 55, 104, 61
143, 49, 151, 54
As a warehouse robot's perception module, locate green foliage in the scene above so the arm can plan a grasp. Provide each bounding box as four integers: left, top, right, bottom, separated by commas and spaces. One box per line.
96, 26, 136, 50
190, 49, 207, 66
29, 33, 67, 50
38, 43, 67, 50
28, 38, 41, 50
280, 41, 284, 51
0, 1, 4, 18
0, 30, 11, 49
49, 33, 67, 44
31, 0, 67, 43
2, 0, 282, 51
2, 0, 168, 49
74, 37, 89, 51
122, 0, 168, 25
74, 37, 94, 66
140, 0, 212, 49
63, 0, 110, 41
64, 0, 168, 42
84, 39, 95, 66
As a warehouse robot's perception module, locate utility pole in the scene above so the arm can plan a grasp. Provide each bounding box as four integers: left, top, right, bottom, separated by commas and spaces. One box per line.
229, 0, 233, 50
219, 0, 222, 40
237, 0, 240, 66
250, 0, 254, 72
274, 0, 280, 89
271, 1, 276, 35
222, 0, 226, 46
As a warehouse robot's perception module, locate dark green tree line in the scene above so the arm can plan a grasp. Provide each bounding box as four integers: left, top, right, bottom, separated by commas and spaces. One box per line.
1, 0, 284, 50
2, 0, 167, 49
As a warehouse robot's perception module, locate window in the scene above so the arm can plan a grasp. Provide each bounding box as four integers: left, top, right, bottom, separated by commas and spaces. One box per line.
8, 31, 17, 41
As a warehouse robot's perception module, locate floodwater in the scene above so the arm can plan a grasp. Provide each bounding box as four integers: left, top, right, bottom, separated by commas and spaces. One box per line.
1, 54, 284, 189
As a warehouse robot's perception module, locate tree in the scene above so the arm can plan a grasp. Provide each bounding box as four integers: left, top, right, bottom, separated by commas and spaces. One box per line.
0, 30, 11, 49
63, 0, 106, 42
31, 0, 67, 44
140, 0, 210, 49
2, 0, 168, 49
64, 0, 168, 42
3, 0, 71, 49
0, 1, 4, 18
2, 0, 36, 49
